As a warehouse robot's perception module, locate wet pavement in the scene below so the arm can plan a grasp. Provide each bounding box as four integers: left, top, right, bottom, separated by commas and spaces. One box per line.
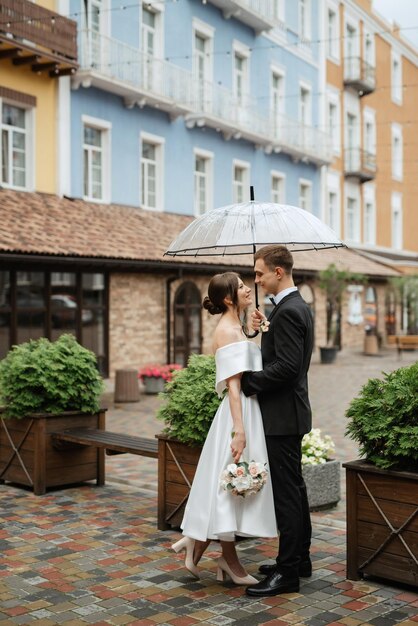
1, 345, 417, 625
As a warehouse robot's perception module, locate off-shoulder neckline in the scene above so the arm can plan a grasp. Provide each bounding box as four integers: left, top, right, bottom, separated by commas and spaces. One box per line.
215, 340, 257, 355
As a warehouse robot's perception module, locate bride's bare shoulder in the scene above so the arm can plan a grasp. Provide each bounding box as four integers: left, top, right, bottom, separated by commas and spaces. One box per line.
213, 323, 243, 352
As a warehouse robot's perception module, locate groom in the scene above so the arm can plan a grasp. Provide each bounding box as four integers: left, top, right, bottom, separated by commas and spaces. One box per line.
241, 245, 314, 596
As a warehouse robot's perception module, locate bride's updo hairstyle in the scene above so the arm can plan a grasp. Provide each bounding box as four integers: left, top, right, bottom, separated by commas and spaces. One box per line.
202, 272, 240, 316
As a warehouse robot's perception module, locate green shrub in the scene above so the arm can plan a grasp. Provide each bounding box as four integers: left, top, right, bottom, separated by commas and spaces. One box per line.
345, 362, 418, 471
156, 354, 222, 445
0, 334, 104, 418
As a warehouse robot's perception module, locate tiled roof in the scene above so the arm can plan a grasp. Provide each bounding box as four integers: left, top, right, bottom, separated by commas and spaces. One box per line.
0, 189, 399, 278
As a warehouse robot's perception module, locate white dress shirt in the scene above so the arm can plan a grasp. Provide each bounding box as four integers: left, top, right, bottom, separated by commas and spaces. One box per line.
270, 286, 298, 306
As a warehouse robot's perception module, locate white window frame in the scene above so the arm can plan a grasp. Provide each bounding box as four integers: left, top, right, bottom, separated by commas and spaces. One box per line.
0, 98, 34, 192
273, 0, 285, 24
299, 178, 312, 212
271, 64, 285, 134
141, 2, 164, 59
271, 170, 286, 204
326, 171, 341, 237
344, 182, 361, 243
299, 81, 312, 127
363, 183, 376, 246
232, 40, 250, 106
391, 50, 402, 105
344, 14, 359, 79
326, 86, 341, 155
327, 0, 340, 63
363, 108, 376, 158
82, 114, 111, 203
299, 0, 311, 42
232, 159, 250, 204
363, 27, 375, 69
140, 131, 164, 211
192, 18, 214, 82
391, 192, 403, 250
193, 147, 213, 216
391, 123, 403, 181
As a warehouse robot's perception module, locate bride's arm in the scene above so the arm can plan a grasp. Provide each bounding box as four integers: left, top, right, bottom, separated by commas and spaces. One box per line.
227, 375, 246, 463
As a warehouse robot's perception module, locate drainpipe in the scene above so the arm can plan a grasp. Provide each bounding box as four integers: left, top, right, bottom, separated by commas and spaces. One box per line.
166, 270, 182, 364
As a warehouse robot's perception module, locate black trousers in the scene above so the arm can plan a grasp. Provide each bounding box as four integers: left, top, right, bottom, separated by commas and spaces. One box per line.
265, 435, 312, 577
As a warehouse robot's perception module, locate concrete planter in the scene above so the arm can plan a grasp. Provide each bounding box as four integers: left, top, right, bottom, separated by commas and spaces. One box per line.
303, 459, 341, 510
143, 376, 166, 395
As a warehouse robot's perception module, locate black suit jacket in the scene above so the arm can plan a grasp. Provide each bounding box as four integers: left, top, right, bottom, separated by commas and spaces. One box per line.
241, 291, 313, 436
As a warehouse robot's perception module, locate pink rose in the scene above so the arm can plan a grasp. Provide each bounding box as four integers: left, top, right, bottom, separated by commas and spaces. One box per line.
249, 463, 259, 477
236, 466, 245, 477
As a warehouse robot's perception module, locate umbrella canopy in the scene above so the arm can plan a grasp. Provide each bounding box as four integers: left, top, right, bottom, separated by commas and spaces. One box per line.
165, 201, 345, 257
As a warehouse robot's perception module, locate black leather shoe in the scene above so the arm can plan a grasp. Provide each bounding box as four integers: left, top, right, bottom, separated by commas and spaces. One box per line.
245, 571, 300, 597
258, 558, 312, 578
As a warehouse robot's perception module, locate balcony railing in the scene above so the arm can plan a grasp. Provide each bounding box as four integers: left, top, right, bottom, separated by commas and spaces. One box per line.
344, 57, 376, 95
0, 0, 77, 75
75, 30, 194, 116
186, 80, 332, 165
207, 0, 281, 33
344, 147, 377, 182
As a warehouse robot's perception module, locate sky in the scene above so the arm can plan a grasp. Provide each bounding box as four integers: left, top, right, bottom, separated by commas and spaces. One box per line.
372, 0, 418, 49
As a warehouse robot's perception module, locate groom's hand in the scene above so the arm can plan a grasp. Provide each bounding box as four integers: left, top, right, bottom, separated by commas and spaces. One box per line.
250, 309, 266, 332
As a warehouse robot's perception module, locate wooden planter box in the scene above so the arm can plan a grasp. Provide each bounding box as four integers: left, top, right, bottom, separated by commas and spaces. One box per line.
343, 460, 418, 588
0, 410, 105, 495
157, 434, 202, 530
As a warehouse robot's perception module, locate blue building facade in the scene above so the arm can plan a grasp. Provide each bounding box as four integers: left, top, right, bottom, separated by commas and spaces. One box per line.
68, 0, 331, 217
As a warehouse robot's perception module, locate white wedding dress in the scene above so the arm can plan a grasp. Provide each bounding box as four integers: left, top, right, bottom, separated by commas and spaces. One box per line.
181, 341, 277, 542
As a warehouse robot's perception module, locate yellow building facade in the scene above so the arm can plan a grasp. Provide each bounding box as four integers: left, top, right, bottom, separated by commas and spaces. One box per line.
0, 0, 77, 194
324, 0, 418, 274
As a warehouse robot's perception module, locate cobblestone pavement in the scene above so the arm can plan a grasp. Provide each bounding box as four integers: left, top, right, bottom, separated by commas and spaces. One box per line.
1, 346, 417, 625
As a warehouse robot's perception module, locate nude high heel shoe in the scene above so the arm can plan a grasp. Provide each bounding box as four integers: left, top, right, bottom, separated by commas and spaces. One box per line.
171, 536, 200, 579
216, 557, 258, 585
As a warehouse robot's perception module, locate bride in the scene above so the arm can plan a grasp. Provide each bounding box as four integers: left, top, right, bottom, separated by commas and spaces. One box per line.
171, 271, 277, 585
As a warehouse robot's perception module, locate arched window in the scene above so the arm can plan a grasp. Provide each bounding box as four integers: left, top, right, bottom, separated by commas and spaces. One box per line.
173, 282, 202, 367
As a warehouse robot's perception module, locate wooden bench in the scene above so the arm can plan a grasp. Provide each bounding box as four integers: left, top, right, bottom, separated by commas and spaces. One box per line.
52, 428, 158, 459
396, 335, 418, 358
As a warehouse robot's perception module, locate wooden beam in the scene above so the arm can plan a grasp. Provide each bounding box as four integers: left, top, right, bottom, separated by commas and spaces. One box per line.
12, 55, 39, 66
0, 48, 20, 59
49, 66, 77, 78
32, 62, 58, 73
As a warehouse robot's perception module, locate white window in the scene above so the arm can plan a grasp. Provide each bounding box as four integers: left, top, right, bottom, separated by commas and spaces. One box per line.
233, 48, 249, 106
391, 192, 403, 249
364, 30, 375, 69
299, 179, 312, 212
363, 184, 376, 245
346, 196, 360, 242
141, 132, 164, 211
327, 171, 341, 237
194, 149, 213, 216
141, 6, 163, 91
83, 116, 111, 202
344, 19, 359, 79
193, 19, 214, 110
271, 171, 285, 204
299, 83, 311, 126
345, 108, 359, 170
299, 0, 311, 41
233, 160, 250, 203
327, 89, 340, 154
273, 0, 285, 23
84, 0, 108, 65
1, 102, 31, 190
364, 115, 376, 156
327, 3, 339, 61
391, 124, 403, 180
391, 51, 402, 104
271, 68, 285, 133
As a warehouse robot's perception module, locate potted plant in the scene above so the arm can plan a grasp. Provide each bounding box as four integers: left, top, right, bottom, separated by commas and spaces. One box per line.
156, 354, 340, 529
138, 363, 182, 395
343, 361, 418, 587
0, 334, 105, 495
318, 264, 365, 363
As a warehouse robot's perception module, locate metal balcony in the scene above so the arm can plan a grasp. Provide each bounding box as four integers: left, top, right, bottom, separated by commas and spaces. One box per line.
344, 148, 377, 182
74, 30, 194, 117
270, 114, 333, 166
185, 81, 333, 165
0, 0, 77, 76
344, 57, 376, 96
207, 0, 280, 33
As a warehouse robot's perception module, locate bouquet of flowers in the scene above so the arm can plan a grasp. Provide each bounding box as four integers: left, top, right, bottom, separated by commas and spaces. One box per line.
138, 363, 182, 382
301, 428, 335, 466
220, 461, 268, 497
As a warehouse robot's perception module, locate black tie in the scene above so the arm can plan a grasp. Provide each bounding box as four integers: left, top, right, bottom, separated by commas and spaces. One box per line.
269, 297, 276, 305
